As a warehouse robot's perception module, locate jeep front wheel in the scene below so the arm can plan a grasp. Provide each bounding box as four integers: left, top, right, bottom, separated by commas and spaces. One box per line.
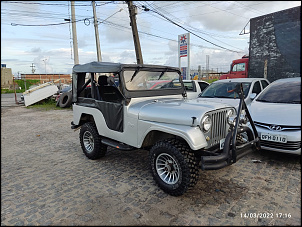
149, 139, 199, 196
80, 122, 107, 159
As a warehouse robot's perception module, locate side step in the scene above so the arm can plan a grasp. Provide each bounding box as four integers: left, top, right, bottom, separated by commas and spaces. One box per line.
101, 137, 134, 151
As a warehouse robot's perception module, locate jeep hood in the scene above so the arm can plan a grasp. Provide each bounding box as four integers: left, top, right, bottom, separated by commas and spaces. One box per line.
137, 98, 232, 126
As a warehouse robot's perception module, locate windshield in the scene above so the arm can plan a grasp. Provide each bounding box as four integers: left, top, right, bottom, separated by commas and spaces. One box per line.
256, 80, 301, 104
199, 82, 251, 98
123, 70, 181, 91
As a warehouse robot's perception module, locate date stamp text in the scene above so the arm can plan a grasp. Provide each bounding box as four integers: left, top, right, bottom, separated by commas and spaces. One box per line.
240, 213, 291, 219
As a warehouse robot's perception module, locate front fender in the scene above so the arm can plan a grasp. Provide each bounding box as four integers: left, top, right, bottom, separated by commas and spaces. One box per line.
137, 120, 208, 150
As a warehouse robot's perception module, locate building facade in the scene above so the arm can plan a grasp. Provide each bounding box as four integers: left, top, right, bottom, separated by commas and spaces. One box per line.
1, 65, 14, 88
20, 74, 72, 84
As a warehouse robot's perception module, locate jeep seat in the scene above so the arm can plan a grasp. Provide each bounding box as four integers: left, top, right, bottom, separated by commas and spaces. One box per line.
98, 75, 123, 102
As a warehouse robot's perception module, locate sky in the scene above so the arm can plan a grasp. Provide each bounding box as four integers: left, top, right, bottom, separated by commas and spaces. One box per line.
1, 1, 301, 77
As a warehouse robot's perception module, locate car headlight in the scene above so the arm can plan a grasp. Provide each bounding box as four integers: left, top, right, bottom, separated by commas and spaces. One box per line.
227, 109, 237, 126
201, 115, 212, 132
227, 109, 248, 126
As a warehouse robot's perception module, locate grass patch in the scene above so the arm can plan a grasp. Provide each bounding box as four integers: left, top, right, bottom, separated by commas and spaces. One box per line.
26, 98, 63, 111
1, 79, 41, 94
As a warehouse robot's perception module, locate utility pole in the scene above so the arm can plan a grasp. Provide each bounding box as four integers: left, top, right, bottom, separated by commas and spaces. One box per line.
30, 63, 36, 74
92, 1, 102, 62
71, 1, 79, 65
127, 1, 143, 64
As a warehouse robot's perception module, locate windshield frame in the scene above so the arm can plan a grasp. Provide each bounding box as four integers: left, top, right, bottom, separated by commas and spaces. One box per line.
120, 66, 185, 98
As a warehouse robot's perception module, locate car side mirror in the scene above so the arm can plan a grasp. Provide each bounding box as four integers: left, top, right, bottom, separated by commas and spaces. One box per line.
250, 93, 257, 100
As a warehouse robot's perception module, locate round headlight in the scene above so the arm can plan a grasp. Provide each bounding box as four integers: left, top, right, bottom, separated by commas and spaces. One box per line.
227, 109, 237, 126
201, 115, 212, 132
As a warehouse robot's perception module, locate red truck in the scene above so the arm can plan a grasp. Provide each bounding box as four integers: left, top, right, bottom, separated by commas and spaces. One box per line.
219, 55, 249, 80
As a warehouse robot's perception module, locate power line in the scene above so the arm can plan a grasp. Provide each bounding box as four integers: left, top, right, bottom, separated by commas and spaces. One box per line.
140, 4, 243, 53
11, 17, 94, 27
5, 1, 114, 7
102, 20, 224, 51
139, 2, 246, 45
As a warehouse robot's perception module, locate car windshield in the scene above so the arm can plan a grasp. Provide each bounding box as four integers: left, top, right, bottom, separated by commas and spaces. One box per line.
123, 70, 181, 91
256, 80, 301, 104
199, 82, 251, 99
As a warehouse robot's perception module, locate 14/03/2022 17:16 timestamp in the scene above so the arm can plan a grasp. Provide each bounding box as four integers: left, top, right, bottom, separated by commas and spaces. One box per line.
240, 213, 292, 219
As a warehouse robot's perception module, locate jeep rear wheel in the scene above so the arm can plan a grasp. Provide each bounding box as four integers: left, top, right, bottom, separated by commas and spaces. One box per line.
149, 139, 200, 196
80, 122, 107, 159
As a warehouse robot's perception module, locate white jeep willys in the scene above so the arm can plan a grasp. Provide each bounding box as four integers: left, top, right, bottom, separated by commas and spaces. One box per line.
71, 61, 260, 196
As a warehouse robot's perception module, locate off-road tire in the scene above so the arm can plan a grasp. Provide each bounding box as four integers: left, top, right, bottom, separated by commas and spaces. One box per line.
80, 122, 107, 159
149, 138, 200, 196
59, 91, 72, 108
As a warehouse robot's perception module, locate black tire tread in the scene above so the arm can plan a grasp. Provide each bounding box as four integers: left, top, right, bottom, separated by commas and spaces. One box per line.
79, 122, 107, 159
59, 91, 72, 108
149, 138, 199, 196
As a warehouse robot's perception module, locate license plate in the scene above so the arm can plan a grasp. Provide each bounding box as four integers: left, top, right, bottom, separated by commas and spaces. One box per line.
220, 138, 225, 150
261, 133, 287, 143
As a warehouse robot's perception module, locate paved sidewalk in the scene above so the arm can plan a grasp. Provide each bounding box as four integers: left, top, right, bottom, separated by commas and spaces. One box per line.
1, 104, 301, 226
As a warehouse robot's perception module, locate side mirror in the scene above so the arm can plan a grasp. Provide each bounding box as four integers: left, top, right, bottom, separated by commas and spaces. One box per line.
249, 93, 257, 100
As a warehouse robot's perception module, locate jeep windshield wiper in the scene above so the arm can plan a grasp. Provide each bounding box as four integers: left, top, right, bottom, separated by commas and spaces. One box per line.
157, 68, 169, 80
130, 67, 141, 82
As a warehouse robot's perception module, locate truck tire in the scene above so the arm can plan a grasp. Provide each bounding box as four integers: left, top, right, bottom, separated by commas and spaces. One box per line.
149, 138, 200, 196
59, 92, 72, 108
80, 122, 107, 160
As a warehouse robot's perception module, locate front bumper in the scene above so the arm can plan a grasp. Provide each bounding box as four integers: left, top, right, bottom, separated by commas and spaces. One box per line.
255, 126, 301, 155
200, 126, 260, 170
200, 83, 261, 170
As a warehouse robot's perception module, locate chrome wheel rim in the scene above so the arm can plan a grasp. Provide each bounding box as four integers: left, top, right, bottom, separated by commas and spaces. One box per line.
156, 153, 180, 184
83, 131, 94, 153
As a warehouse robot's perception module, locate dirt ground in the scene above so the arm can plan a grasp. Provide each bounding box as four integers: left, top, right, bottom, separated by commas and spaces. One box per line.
1, 94, 301, 226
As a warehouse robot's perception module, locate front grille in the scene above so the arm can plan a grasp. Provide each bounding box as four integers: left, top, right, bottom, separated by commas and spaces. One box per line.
260, 140, 301, 150
206, 109, 230, 148
254, 121, 301, 132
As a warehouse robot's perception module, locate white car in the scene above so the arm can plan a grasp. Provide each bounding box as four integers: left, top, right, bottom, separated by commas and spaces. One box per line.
248, 77, 301, 155
198, 78, 270, 108
167, 80, 209, 99
182, 80, 209, 99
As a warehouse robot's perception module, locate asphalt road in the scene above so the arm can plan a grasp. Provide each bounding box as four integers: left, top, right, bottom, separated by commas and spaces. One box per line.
1, 93, 301, 226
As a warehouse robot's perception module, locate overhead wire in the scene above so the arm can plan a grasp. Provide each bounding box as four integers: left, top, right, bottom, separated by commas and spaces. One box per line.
136, 2, 246, 44
138, 3, 244, 53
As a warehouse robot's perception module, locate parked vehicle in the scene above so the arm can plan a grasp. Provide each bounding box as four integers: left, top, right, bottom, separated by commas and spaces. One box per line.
198, 78, 270, 108
219, 55, 249, 80
220, 6, 300, 81
70, 61, 260, 196
181, 80, 209, 99
148, 79, 209, 99
248, 77, 301, 155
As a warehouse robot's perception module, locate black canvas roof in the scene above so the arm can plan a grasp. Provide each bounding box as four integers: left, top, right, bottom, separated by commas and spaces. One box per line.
72, 61, 122, 73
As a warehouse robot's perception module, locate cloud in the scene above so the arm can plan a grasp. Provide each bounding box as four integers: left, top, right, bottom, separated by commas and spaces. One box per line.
29, 47, 42, 53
